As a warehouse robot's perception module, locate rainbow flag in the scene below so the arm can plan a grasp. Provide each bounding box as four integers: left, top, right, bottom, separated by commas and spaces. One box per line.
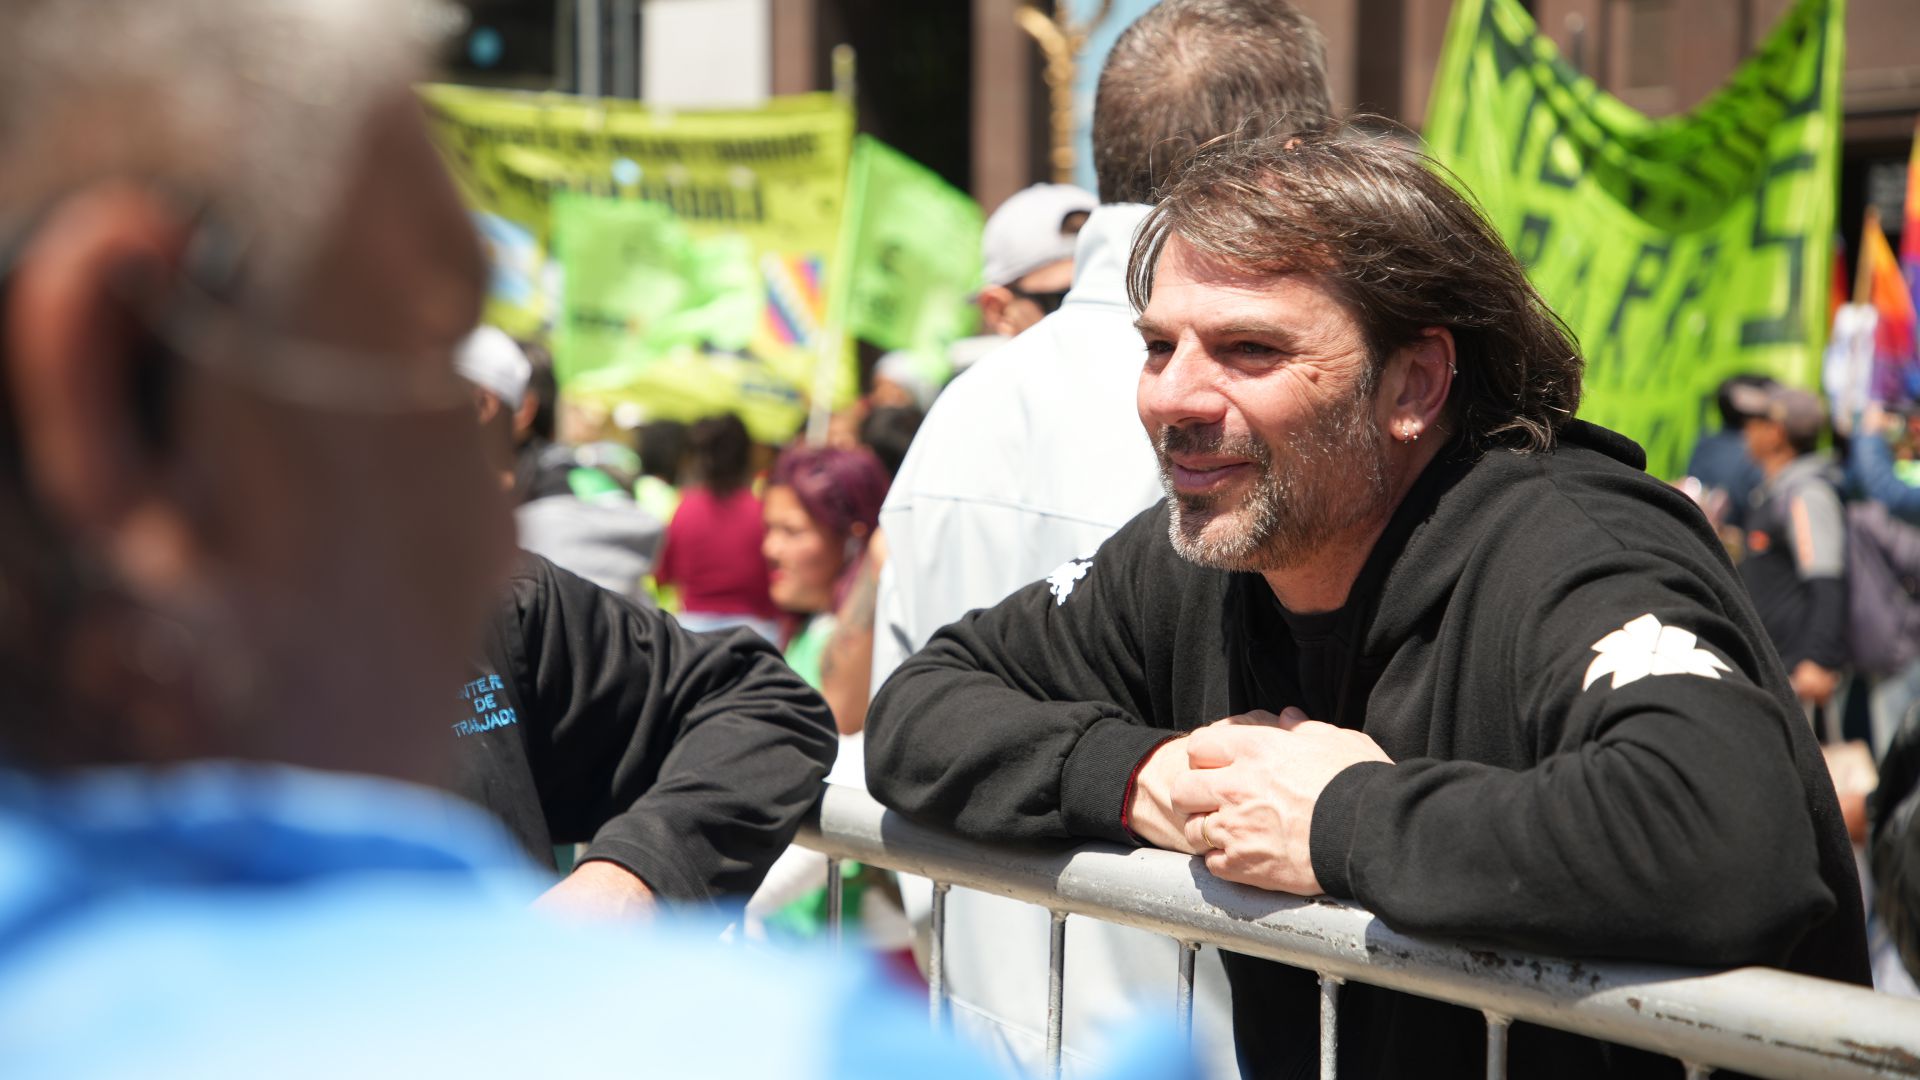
1866, 210, 1919, 402
1904, 117, 1920, 318
761, 252, 825, 349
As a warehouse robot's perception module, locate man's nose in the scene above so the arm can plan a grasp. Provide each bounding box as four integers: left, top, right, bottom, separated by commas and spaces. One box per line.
1139, 341, 1228, 431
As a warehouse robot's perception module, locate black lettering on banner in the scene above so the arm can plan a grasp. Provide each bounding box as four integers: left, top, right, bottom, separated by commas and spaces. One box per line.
1780, 15, 1825, 120
1487, 1, 1527, 82
1555, 254, 1600, 364
1509, 89, 1544, 176
1515, 213, 1553, 268
1476, 12, 1531, 162
1608, 240, 1671, 339
1661, 240, 1719, 342
1739, 152, 1813, 348
1623, 176, 1651, 216
1537, 132, 1582, 189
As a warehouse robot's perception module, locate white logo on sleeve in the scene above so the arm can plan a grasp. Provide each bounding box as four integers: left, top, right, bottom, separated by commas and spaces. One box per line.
1582, 613, 1731, 691
1046, 558, 1094, 606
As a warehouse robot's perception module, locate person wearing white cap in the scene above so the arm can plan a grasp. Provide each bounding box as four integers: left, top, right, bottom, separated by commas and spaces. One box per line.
976, 182, 1098, 339
455, 325, 535, 493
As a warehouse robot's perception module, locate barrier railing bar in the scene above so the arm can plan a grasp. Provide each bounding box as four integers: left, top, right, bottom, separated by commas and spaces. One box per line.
1176, 939, 1198, 1045
1484, 1011, 1510, 1080
825, 855, 842, 951
796, 786, 1920, 1080
1319, 973, 1343, 1079
1685, 1064, 1716, 1080
1046, 909, 1068, 1079
929, 881, 952, 1031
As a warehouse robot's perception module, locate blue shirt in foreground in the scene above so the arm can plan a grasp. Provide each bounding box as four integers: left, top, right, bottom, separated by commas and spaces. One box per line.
0, 761, 1187, 1079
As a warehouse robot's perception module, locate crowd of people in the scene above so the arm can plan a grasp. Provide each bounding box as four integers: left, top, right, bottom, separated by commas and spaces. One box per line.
1681, 374, 1920, 996
2, 0, 1918, 1077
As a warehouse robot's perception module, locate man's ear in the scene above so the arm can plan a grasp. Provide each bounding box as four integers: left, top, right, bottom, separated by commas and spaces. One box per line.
1378, 327, 1455, 444
473, 387, 503, 427
5, 184, 193, 550
977, 285, 1013, 336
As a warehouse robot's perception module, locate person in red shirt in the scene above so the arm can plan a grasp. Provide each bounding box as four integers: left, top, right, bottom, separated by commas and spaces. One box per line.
654, 414, 781, 641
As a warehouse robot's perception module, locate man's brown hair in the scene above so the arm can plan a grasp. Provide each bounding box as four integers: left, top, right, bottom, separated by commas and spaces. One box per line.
1092, 0, 1331, 206
1127, 127, 1583, 452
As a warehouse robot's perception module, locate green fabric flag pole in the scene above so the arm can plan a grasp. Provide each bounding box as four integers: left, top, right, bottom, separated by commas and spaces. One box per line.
807, 136, 872, 446
553, 192, 809, 443
1424, 0, 1845, 480
807, 136, 985, 444
841, 136, 984, 356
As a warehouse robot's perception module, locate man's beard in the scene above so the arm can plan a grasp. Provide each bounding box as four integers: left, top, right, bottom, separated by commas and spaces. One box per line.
1155, 388, 1391, 573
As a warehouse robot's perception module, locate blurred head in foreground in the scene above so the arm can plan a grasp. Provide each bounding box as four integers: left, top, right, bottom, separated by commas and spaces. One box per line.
0, 0, 514, 780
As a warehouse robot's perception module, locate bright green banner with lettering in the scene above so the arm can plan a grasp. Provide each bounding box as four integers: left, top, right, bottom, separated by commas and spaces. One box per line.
420, 84, 856, 440
841, 135, 984, 356
1425, 0, 1843, 479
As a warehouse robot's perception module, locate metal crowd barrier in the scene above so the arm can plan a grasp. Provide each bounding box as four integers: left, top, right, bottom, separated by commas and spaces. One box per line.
794, 784, 1920, 1080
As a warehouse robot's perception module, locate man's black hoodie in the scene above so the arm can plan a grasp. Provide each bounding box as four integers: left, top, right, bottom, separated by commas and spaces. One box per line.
452, 554, 836, 900
867, 421, 1868, 1078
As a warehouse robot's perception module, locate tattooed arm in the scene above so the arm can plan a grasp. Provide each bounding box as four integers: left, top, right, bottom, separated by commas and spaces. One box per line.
820, 530, 886, 736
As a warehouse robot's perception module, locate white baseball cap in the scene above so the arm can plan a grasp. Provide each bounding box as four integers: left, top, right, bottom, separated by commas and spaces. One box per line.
981, 182, 1098, 288
454, 325, 532, 410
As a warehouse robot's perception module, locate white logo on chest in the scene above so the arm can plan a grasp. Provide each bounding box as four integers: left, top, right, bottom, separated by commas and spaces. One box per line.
1046, 558, 1094, 606
1582, 613, 1731, 691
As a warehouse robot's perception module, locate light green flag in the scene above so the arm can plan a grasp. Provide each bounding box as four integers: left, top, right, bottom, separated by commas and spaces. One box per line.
1425, 0, 1844, 479
551, 193, 807, 443
420, 85, 856, 441
840, 136, 984, 357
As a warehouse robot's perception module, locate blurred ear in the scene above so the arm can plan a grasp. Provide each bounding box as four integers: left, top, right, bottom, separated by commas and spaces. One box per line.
5, 185, 193, 564
977, 285, 1014, 336
473, 386, 503, 427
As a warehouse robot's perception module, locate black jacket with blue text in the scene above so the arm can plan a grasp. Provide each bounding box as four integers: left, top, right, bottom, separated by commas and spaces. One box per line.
452, 553, 835, 900
866, 421, 1868, 1079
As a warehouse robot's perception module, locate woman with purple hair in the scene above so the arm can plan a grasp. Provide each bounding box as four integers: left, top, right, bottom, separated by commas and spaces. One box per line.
761, 444, 891, 724
749, 444, 909, 952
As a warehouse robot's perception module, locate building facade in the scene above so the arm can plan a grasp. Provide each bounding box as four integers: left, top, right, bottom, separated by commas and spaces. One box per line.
446, 1, 1916, 242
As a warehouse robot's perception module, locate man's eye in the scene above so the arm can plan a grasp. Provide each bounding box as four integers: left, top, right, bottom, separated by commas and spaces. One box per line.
1142, 339, 1173, 356
1231, 341, 1278, 358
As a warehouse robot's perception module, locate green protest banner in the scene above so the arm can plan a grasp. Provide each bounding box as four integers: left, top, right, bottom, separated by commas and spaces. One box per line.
840, 136, 984, 356
550, 193, 811, 441
419, 84, 857, 440
1425, 0, 1844, 479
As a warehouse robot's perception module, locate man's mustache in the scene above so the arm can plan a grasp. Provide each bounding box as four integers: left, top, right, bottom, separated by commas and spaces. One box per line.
1154, 425, 1273, 466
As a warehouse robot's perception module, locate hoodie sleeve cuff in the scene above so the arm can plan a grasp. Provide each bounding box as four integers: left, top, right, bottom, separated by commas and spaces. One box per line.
582, 833, 704, 903
1309, 760, 1392, 898
1061, 717, 1180, 845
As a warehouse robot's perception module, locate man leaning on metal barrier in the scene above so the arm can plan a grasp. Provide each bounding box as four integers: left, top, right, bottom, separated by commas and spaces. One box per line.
865, 128, 1871, 1079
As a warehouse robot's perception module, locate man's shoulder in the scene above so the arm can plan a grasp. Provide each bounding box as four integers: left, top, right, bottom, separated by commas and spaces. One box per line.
888, 306, 1156, 512
1448, 429, 1724, 575
1774, 455, 1845, 503
1072, 500, 1197, 583
925, 305, 1142, 414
